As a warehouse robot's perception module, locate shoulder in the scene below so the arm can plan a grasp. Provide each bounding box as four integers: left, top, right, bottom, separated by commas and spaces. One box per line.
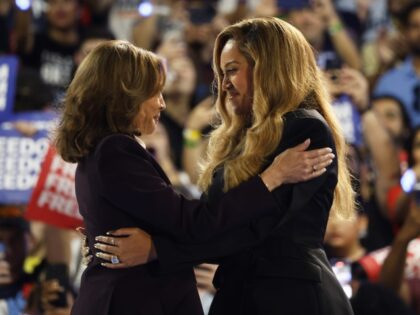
282, 109, 335, 149
284, 109, 330, 133
94, 134, 148, 160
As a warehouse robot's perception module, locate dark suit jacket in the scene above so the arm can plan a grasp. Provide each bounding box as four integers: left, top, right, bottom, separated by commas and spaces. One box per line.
153, 109, 354, 315
71, 134, 278, 315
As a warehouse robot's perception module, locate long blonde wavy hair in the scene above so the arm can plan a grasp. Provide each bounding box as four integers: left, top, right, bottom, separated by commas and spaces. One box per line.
198, 17, 355, 219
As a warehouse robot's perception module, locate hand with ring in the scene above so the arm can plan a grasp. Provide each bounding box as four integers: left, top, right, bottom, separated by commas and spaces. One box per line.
260, 138, 335, 190
94, 227, 157, 269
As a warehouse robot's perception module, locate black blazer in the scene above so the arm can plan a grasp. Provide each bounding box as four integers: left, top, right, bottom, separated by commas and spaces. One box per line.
153, 109, 354, 315
71, 134, 278, 315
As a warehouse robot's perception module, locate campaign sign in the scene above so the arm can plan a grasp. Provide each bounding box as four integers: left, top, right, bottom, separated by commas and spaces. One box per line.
332, 95, 363, 147
0, 119, 51, 204
0, 56, 18, 122
26, 145, 83, 229
0, 111, 57, 204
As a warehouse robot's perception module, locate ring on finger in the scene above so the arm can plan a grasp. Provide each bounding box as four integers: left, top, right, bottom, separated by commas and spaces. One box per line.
111, 255, 120, 264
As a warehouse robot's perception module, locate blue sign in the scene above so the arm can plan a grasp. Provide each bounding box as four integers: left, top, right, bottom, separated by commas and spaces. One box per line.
332, 94, 363, 147
0, 111, 58, 204
0, 56, 18, 122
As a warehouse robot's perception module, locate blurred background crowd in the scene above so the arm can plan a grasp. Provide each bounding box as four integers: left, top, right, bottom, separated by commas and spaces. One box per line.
0, 0, 420, 314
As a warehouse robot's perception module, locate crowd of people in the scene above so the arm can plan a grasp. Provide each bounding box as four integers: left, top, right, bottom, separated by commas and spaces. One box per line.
0, 0, 420, 314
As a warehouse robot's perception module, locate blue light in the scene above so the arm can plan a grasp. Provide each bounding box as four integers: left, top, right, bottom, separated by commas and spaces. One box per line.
401, 168, 416, 193
138, 2, 153, 17
15, 0, 31, 11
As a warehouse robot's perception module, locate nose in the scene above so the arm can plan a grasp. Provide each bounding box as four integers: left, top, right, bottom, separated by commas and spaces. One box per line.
222, 75, 231, 92
159, 95, 166, 111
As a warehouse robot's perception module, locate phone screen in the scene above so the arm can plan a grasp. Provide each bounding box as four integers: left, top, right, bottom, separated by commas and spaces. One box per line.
331, 260, 352, 298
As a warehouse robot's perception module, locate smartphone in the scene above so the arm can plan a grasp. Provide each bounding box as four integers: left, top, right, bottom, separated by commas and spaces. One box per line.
45, 264, 70, 308
331, 260, 352, 298
326, 58, 342, 72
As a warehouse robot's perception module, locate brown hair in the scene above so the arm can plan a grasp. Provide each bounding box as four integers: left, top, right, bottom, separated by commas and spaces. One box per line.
199, 17, 355, 219
55, 40, 165, 163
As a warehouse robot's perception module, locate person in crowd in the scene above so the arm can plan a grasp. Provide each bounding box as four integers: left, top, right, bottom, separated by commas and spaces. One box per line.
386, 126, 420, 228
325, 206, 368, 263
374, 1, 420, 127
350, 282, 416, 315
372, 95, 411, 155
372, 96, 413, 232
379, 197, 420, 314
0, 211, 32, 315
358, 0, 411, 80
19, 0, 82, 106
94, 17, 355, 314
141, 122, 200, 199
183, 1, 223, 103
349, 199, 420, 315
0, 0, 31, 55
156, 29, 198, 168
321, 61, 397, 251
73, 27, 115, 68
55, 39, 333, 314
182, 96, 217, 185
348, 125, 420, 314
285, 0, 362, 70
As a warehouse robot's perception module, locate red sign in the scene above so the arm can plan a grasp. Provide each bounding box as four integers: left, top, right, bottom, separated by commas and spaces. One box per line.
26, 145, 83, 229
358, 238, 420, 281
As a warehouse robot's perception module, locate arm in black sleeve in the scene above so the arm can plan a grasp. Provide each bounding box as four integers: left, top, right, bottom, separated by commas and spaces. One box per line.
152, 116, 337, 269
96, 134, 278, 243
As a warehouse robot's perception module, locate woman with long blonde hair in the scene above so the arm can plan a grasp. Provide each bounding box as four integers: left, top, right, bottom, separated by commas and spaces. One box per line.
94, 18, 354, 314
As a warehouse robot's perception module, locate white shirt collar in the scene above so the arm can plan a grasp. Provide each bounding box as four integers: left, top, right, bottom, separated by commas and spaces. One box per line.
134, 135, 146, 149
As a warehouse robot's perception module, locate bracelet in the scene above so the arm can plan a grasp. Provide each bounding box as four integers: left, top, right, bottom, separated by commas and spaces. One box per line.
328, 21, 344, 36
183, 128, 202, 148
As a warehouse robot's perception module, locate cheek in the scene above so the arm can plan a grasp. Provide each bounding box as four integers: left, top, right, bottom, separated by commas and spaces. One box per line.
136, 110, 147, 126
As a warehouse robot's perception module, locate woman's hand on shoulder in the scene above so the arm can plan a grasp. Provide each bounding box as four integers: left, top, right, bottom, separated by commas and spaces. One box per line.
94, 227, 157, 269
260, 139, 334, 191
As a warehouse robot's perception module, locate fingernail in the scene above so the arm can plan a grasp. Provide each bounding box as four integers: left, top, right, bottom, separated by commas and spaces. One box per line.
94, 244, 99, 249
106, 231, 113, 235
95, 236, 100, 241
95, 253, 100, 257
327, 148, 333, 152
